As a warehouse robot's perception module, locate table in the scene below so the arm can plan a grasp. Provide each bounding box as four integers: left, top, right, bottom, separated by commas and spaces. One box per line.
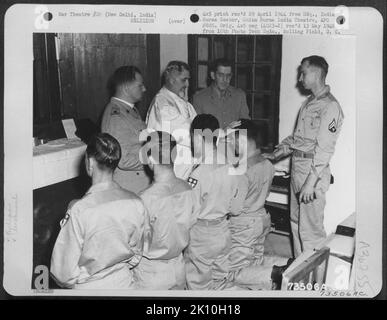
264, 175, 293, 258
265, 175, 290, 235
33, 138, 87, 190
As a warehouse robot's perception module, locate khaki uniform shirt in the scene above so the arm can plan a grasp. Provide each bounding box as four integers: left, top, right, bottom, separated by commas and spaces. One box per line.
139, 177, 198, 260
193, 84, 250, 128
101, 97, 146, 171
278, 85, 344, 177
187, 153, 247, 221
50, 181, 146, 288
240, 153, 274, 216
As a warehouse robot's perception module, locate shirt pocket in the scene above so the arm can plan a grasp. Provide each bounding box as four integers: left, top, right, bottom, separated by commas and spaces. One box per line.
304, 112, 321, 138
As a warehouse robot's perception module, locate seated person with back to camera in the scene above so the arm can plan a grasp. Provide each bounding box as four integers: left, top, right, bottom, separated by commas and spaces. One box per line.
184, 114, 247, 290
133, 131, 198, 290
225, 119, 293, 290
50, 133, 146, 289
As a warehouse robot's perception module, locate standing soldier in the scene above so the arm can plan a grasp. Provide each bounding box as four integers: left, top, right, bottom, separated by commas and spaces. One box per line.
264, 56, 344, 257
101, 66, 149, 193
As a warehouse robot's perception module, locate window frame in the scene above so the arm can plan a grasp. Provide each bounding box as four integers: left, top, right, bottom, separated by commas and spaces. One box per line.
188, 34, 282, 152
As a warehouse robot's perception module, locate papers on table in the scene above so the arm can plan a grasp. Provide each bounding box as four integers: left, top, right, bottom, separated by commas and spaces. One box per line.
62, 118, 79, 139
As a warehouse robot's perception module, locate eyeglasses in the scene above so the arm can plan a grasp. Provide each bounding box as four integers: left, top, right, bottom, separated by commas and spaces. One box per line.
216, 72, 232, 80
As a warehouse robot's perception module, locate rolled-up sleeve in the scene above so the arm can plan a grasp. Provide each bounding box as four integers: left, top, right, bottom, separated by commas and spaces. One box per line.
312, 102, 343, 176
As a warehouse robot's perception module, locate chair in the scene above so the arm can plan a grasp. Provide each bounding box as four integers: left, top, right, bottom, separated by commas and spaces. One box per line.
281, 247, 330, 291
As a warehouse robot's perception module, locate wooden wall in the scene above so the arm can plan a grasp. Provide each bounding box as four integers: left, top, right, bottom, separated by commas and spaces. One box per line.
58, 33, 160, 125
33, 33, 62, 125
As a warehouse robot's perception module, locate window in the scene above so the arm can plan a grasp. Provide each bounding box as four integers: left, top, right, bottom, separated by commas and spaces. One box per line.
188, 35, 282, 151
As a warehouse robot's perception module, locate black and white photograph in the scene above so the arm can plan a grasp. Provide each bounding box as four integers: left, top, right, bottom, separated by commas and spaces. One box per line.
2, 4, 384, 299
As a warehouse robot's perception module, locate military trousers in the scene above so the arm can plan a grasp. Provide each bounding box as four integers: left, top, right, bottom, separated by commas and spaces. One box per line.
133, 254, 186, 290
290, 157, 331, 257
228, 212, 287, 289
185, 217, 231, 290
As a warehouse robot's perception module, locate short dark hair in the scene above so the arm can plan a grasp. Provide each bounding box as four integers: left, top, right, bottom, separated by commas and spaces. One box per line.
235, 119, 263, 149
145, 131, 177, 167
107, 65, 141, 97
86, 133, 121, 170
190, 114, 220, 145
211, 58, 233, 73
301, 55, 329, 78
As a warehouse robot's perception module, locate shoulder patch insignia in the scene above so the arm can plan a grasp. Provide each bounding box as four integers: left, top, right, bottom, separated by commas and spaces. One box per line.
60, 212, 70, 228
111, 107, 121, 116
328, 119, 337, 133
187, 177, 198, 188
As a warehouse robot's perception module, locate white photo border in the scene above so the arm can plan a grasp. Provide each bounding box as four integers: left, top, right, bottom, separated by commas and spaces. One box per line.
3, 4, 383, 298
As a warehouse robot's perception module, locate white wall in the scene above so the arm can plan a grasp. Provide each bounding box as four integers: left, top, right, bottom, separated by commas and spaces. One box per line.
159, 34, 188, 72
279, 36, 356, 234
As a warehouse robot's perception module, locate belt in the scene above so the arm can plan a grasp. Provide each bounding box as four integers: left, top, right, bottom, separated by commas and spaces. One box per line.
196, 216, 227, 226
293, 150, 314, 159
233, 208, 267, 218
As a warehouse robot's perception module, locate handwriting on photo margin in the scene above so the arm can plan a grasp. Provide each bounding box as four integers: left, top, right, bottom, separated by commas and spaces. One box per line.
5, 194, 18, 243
356, 240, 375, 296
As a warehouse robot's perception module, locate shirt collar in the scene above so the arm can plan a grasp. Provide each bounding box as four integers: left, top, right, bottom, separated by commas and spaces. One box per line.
210, 83, 232, 99
112, 97, 135, 109
162, 86, 187, 102
312, 85, 330, 101
85, 180, 120, 195
247, 151, 265, 168
238, 150, 265, 168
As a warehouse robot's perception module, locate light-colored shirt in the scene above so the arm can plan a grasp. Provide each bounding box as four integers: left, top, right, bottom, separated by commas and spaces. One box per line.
139, 177, 198, 260
278, 85, 344, 177
193, 84, 250, 128
50, 181, 146, 288
187, 153, 247, 220
101, 97, 146, 171
239, 152, 274, 216
146, 87, 197, 148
